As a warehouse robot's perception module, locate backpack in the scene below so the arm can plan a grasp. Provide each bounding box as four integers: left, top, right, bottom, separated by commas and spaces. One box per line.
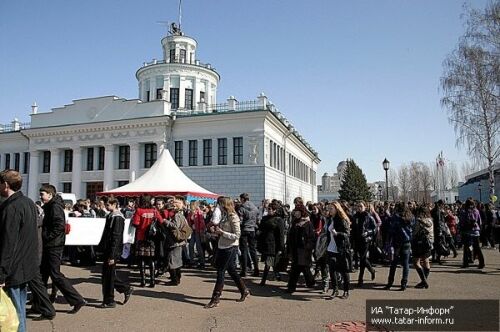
172, 215, 192, 242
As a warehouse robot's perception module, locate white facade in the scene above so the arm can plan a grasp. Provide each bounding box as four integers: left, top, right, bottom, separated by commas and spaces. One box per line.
0, 27, 319, 204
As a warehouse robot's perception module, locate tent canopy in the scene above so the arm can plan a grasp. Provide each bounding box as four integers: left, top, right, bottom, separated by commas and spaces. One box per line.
99, 149, 219, 199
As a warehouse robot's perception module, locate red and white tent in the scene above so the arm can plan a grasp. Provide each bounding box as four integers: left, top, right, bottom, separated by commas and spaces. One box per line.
99, 149, 219, 200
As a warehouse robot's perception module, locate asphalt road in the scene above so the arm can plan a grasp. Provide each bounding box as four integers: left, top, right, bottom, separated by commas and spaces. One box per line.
27, 248, 500, 332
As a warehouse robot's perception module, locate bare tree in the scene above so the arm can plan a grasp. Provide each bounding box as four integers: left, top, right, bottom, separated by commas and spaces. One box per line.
388, 170, 399, 201
447, 161, 460, 188
420, 163, 433, 203
409, 162, 422, 202
441, 2, 500, 198
398, 165, 410, 202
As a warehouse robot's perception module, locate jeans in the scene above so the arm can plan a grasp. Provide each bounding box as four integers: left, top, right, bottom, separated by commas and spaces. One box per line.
462, 235, 484, 267
188, 233, 205, 267
239, 230, 259, 274
357, 243, 374, 283
387, 243, 411, 286
5, 284, 27, 332
215, 246, 241, 287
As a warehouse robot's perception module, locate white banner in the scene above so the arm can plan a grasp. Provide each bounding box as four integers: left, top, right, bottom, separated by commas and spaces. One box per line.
64, 218, 136, 246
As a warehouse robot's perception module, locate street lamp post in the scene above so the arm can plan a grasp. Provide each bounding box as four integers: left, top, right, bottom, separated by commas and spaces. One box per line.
382, 158, 390, 201
478, 182, 482, 202
378, 185, 382, 201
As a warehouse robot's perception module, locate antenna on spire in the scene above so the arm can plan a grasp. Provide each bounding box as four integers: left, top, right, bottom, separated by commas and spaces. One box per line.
178, 0, 183, 31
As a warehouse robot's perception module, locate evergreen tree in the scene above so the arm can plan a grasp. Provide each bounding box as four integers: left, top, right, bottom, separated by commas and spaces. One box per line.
338, 159, 373, 202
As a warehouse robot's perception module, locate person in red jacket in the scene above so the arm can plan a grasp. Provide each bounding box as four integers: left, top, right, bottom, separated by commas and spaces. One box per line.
188, 201, 207, 268
132, 195, 163, 288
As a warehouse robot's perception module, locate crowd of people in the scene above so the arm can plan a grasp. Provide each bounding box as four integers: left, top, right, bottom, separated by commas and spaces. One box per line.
0, 168, 499, 331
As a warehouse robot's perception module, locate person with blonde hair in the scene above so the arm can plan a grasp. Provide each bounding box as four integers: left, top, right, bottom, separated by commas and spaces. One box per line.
325, 201, 351, 299
205, 197, 249, 308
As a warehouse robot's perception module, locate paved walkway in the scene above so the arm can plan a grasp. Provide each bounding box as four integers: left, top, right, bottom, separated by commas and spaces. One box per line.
27, 248, 500, 332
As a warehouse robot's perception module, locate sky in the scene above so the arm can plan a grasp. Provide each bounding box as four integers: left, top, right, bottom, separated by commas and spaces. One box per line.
0, 0, 490, 183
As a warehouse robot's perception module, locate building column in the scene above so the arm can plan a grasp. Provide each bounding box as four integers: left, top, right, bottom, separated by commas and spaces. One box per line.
72, 147, 82, 199
49, 148, 60, 189
103, 144, 115, 191
157, 141, 165, 157
28, 150, 40, 200
129, 143, 140, 182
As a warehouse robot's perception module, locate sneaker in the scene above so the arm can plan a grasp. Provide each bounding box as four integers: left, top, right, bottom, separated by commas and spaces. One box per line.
123, 287, 134, 305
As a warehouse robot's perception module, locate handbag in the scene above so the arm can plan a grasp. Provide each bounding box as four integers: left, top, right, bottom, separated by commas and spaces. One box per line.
315, 230, 328, 259
147, 219, 159, 241
274, 251, 290, 272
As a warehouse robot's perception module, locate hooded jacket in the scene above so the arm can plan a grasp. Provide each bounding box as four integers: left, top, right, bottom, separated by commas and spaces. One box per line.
42, 194, 67, 248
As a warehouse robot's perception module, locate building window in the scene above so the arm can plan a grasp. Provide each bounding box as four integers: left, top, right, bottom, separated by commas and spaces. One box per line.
5, 154, 10, 169
189, 140, 198, 166
42, 151, 50, 173
180, 49, 186, 63
200, 91, 205, 103
62, 182, 72, 193
98, 147, 104, 170
169, 49, 176, 63
170, 88, 179, 109
144, 143, 157, 168
87, 148, 94, 171
203, 139, 212, 166
156, 88, 163, 100
63, 149, 73, 172
174, 141, 183, 166
185, 89, 193, 110
217, 138, 227, 165
23, 152, 29, 174
86, 182, 103, 202
146, 90, 150, 102
118, 145, 130, 169
117, 180, 129, 187
233, 137, 243, 165
14, 153, 20, 172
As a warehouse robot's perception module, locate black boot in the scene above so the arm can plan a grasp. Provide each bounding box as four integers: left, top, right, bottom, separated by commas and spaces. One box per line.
400, 280, 407, 291
341, 290, 349, 299
260, 266, 270, 286
423, 267, 430, 281
236, 279, 250, 302
168, 269, 179, 285
176, 268, 182, 283
204, 284, 223, 309
139, 260, 146, 287
148, 261, 155, 288
415, 267, 428, 289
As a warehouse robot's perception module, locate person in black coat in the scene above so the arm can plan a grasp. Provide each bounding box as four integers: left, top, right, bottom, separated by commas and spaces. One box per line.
286, 204, 316, 293
257, 201, 285, 285
324, 201, 352, 299
100, 197, 133, 308
0, 170, 40, 331
39, 184, 86, 314
351, 201, 377, 287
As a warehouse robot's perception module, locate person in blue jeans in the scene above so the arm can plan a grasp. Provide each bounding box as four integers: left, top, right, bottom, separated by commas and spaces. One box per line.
384, 203, 413, 291
0, 170, 41, 332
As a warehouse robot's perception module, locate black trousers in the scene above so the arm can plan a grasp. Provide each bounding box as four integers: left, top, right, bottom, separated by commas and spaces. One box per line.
357, 244, 374, 282
102, 261, 130, 304
215, 246, 241, 288
41, 246, 84, 306
29, 272, 56, 317
287, 263, 315, 292
239, 230, 259, 273
327, 252, 350, 292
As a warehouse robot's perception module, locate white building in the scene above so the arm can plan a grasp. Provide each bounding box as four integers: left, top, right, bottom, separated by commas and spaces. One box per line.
0, 26, 319, 204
